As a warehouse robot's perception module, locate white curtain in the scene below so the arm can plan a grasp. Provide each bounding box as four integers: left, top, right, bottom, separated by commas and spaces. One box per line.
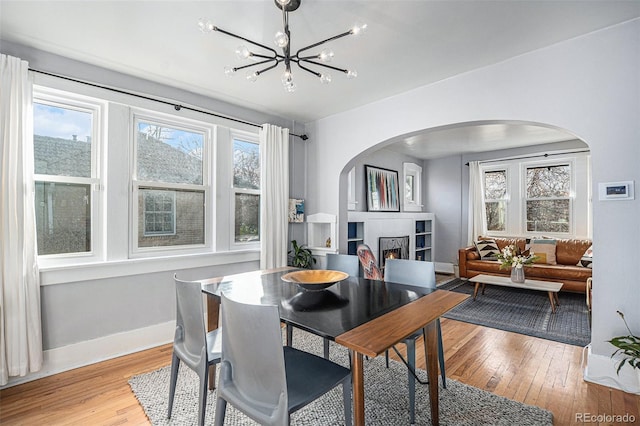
467, 160, 485, 245
259, 124, 290, 269
0, 54, 43, 385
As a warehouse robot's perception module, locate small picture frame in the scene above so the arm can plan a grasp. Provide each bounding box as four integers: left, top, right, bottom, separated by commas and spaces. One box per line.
598, 181, 634, 201
365, 165, 400, 212
288, 198, 305, 222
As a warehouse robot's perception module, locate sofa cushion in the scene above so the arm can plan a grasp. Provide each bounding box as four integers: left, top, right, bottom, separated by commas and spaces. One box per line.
529, 239, 557, 265
474, 239, 500, 260
577, 244, 593, 268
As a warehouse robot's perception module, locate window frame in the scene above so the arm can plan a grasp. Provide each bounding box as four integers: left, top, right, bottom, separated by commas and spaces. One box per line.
33, 87, 105, 265
230, 130, 261, 250
130, 109, 214, 257
403, 162, 423, 212
481, 166, 510, 235
521, 159, 574, 237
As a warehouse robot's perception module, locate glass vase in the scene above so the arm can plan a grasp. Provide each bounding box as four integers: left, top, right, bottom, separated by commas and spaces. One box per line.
510, 266, 525, 283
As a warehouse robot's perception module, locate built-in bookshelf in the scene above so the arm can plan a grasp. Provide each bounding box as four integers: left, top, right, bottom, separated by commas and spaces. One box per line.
414, 219, 432, 261
347, 221, 364, 255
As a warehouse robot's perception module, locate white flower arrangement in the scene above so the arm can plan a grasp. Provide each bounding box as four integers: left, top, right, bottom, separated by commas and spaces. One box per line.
496, 245, 538, 269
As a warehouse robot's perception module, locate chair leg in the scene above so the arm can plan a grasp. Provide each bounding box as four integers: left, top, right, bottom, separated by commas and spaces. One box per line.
286, 323, 293, 346
323, 338, 330, 359
342, 376, 352, 426
198, 364, 209, 426
385, 349, 389, 368
407, 339, 416, 424
214, 395, 227, 426
436, 319, 447, 388
167, 353, 180, 418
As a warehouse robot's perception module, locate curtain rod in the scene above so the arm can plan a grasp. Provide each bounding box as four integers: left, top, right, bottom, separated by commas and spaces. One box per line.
29, 68, 309, 141
464, 149, 589, 166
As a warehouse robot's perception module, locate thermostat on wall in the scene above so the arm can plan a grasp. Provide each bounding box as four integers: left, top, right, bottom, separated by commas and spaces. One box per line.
598, 181, 634, 200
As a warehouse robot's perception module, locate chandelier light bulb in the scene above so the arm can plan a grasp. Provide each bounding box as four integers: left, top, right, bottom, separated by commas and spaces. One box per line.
318, 49, 334, 62
274, 31, 289, 48
320, 74, 332, 84
224, 66, 236, 77
246, 71, 259, 82
346, 70, 358, 79
235, 46, 251, 60
197, 18, 214, 33
281, 70, 293, 84
284, 81, 297, 93
275, 0, 291, 6
351, 22, 368, 36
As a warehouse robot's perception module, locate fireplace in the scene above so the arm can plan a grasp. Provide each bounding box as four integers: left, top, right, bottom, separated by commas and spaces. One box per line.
378, 236, 410, 271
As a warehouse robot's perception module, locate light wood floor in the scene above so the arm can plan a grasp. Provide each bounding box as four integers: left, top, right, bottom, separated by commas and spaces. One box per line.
2, 319, 639, 425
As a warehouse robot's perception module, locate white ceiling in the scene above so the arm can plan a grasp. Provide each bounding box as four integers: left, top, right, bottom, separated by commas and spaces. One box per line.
2, 0, 639, 158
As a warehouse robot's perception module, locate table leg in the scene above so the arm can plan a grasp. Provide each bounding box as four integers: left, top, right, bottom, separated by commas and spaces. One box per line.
547, 291, 556, 313
206, 295, 220, 390
554, 292, 560, 306
352, 351, 365, 426
473, 283, 480, 300
424, 321, 440, 426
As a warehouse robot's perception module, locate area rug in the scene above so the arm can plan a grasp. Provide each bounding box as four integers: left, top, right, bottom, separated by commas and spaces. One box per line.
438, 278, 590, 347
129, 330, 552, 425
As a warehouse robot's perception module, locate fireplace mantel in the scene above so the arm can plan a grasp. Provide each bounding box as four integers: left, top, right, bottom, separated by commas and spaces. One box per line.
347, 211, 434, 266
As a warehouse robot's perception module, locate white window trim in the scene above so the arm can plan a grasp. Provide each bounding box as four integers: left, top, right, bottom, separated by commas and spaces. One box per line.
481, 165, 510, 236
33, 87, 106, 268
403, 162, 422, 212
479, 152, 590, 239
130, 109, 215, 258
521, 158, 575, 238
230, 130, 261, 251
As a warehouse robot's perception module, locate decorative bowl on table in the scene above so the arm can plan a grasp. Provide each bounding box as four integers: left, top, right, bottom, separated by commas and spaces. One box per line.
281, 270, 349, 291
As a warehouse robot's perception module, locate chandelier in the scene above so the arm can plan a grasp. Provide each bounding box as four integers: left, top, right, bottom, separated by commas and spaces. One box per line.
198, 0, 366, 92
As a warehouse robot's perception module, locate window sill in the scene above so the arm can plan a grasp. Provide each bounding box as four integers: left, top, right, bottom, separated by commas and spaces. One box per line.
39, 250, 260, 286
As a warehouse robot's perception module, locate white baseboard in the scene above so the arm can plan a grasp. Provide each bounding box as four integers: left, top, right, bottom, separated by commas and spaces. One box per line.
583, 345, 640, 395
1, 321, 174, 389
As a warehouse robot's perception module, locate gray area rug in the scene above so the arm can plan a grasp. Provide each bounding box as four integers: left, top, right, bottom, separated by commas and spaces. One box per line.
438, 278, 590, 347
129, 329, 552, 425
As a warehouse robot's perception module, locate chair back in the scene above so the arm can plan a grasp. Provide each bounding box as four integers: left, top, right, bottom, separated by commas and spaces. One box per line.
384, 258, 436, 289
173, 275, 208, 369
326, 253, 360, 277
356, 244, 383, 280
218, 293, 289, 424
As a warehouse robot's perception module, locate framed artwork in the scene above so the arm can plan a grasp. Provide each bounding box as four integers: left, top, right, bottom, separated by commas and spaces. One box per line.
288, 198, 305, 222
365, 165, 400, 212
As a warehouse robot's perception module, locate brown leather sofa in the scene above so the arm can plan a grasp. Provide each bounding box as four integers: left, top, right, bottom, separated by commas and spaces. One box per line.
458, 237, 592, 293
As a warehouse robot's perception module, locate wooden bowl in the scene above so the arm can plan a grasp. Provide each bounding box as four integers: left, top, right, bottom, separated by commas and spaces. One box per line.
281, 270, 349, 291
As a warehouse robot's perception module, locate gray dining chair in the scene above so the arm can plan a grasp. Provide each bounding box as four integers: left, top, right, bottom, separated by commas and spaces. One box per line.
214, 292, 352, 426
326, 253, 360, 277
383, 258, 447, 424
168, 275, 222, 426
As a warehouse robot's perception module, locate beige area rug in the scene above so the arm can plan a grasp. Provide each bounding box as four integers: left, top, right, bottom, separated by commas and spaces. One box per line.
129, 329, 552, 425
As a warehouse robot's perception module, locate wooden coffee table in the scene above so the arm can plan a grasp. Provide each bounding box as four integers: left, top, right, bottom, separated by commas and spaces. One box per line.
468, 274, 563, 313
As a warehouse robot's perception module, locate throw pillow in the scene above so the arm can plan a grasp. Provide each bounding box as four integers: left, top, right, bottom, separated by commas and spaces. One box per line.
577, 244, 593, 268
529, 239, 557, 265
474, 239, 500, 260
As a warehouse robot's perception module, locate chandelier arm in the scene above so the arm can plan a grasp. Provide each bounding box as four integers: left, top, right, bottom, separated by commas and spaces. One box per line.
255, 60, 283, 76
299, 59, 349, 74
232, 58, 279, 72
295, 30, 353, 58
295, 61, 321, 78
213, 26, 279, 56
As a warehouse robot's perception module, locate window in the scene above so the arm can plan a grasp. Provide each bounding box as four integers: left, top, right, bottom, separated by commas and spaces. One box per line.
232, 135, 260, 244
33, 94, 102, 257
132, 114, 209, 252
525, 164, 571, 233
403, 162, 422, 212
483, 169, 508, 232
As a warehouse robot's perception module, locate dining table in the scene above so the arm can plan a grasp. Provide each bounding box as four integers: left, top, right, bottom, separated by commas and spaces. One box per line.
199, 267, 469, 426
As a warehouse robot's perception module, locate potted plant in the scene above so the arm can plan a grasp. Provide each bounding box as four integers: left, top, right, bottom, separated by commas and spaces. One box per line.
288, 240, 316, 269
496, 244, 538, 283
609, 311, 640, 378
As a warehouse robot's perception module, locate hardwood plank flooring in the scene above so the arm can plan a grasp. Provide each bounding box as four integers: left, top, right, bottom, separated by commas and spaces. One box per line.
2, 308, 639, 425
